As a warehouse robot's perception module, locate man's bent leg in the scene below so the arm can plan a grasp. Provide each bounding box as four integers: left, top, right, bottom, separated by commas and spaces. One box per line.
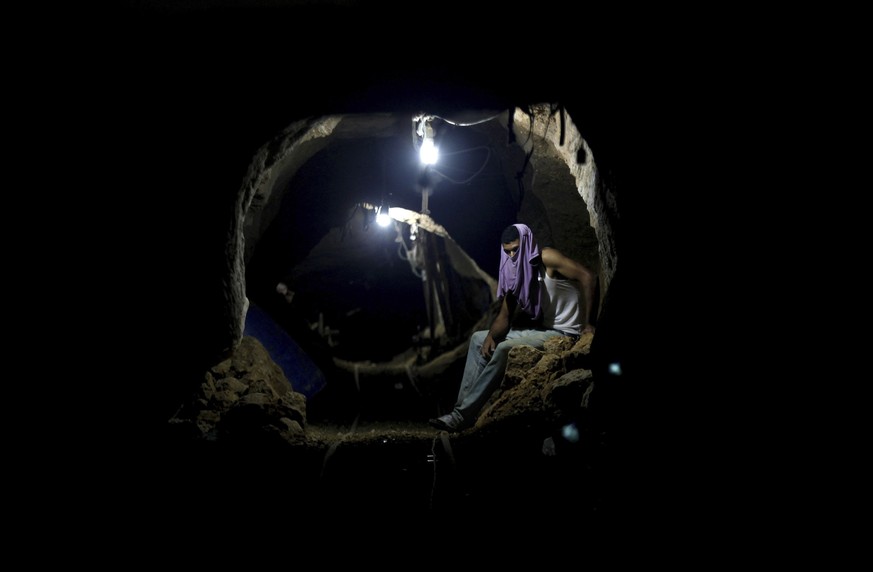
431, 329, 562, 431
457, 329, 564, 424
455, 330, 489, 405
454, 330, 562, 425
431, 331, 488, 430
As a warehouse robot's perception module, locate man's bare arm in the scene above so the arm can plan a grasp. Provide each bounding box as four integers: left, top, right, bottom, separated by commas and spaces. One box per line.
541, 247, 597, 332
482, 295, 516, 357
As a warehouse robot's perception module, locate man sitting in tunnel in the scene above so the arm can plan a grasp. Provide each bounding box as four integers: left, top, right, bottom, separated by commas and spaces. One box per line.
429, 223, 597, 432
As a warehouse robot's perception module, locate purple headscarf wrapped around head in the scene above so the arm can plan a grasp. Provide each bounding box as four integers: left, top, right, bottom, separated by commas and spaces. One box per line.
497, 223, 542, 320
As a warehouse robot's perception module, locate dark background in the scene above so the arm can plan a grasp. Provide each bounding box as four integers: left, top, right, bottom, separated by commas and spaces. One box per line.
74, 2, 710, 529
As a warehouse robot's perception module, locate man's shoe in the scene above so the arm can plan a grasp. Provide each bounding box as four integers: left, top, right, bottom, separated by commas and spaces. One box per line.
428, 413, 462, 432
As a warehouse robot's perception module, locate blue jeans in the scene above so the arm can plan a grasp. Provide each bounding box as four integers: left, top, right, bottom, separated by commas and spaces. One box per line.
447, 328, 565, 427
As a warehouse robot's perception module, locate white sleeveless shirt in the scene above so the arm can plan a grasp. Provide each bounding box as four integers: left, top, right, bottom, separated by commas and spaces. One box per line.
540, 271, 583, 335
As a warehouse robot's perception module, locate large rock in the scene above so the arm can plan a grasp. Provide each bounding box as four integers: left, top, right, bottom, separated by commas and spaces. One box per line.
169, 336, 307, 443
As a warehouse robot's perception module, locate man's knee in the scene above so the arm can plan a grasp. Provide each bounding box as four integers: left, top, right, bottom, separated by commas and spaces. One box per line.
491, 341, 513, 361
470, 330, 488, 347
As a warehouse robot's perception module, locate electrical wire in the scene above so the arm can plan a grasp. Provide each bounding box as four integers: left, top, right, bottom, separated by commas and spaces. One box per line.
427, 111, 505, 127
429, 145, 492, 185
412, 110, 504, 154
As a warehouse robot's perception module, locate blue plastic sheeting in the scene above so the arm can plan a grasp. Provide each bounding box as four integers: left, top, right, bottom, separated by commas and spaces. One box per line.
243, 301, 327, 398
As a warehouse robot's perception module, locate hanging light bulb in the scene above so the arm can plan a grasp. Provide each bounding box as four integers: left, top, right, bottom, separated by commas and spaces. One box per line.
376, 205, 391, 227
419, 120, 438, 165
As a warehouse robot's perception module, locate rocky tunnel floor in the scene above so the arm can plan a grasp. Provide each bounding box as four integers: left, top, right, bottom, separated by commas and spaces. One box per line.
153, 417, 609, 520
155, 334, 621, 519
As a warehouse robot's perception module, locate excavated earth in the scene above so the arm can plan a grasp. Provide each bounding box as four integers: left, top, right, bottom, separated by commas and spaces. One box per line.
160, 334, 621, 520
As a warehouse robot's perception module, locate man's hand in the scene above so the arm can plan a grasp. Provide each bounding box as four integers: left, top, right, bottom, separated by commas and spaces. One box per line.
480, 334, 498, 358
581, 324, 596, 335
